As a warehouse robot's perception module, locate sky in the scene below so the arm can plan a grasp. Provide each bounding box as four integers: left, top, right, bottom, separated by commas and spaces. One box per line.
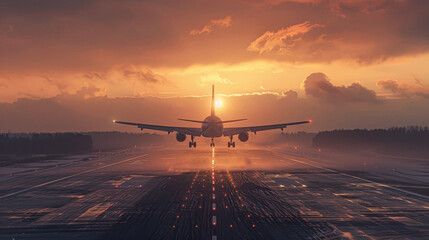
1, 0, 429, 132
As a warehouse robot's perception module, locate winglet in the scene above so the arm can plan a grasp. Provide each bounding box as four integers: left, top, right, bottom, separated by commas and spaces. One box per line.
211, 84, 215, 116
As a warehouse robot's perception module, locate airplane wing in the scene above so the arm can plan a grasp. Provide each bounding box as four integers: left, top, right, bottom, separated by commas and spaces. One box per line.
113, 120, 202, 136
222, 120, 311, 136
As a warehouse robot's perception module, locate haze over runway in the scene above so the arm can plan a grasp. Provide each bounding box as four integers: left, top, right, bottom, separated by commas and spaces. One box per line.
1, 146, 428, 239
1, 1, 429, 239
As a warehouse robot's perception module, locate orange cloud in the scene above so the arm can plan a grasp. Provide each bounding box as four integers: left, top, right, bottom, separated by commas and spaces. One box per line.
377, 78, 429, 99
247, 21, 324, 54
189, 16, 232, 35
303, 72, 378, 103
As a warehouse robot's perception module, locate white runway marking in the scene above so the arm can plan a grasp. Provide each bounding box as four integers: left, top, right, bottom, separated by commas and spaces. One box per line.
274, 151, 429, 200
0, 154, 149, 199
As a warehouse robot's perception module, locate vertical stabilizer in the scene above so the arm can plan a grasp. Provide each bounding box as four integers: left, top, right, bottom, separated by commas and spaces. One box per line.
211, 85, 215, 116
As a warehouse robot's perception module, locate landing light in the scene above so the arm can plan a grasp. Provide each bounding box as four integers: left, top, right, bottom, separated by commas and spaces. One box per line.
113, 120, 116, 123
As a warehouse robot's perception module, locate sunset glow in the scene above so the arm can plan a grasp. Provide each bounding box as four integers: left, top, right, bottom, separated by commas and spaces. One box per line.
0, 0, 428, 132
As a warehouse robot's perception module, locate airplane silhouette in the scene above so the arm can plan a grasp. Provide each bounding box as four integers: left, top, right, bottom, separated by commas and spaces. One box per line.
114, 85, 311, 147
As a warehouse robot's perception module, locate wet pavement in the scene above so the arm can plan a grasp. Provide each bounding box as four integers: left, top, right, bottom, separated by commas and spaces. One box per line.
0, 148, 428, 239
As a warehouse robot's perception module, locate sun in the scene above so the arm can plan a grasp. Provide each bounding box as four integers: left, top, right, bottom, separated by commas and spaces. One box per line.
215, 100, 222, 108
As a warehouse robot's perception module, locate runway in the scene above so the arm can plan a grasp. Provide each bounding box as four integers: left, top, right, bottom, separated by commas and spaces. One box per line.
0, 148, 428, 239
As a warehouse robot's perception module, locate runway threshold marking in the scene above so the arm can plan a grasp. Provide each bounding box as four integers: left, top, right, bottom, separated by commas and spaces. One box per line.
0, 153, 149, 200
273, 151, 429, 200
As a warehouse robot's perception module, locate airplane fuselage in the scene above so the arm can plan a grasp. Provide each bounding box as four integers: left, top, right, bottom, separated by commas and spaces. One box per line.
201, 115, 223, 138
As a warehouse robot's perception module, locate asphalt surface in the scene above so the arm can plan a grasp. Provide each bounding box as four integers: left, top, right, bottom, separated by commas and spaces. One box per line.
0, 147, 428, 239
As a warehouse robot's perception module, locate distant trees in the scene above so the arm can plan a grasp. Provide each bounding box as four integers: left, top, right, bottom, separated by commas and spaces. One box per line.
89, 132, 163, 150
0, 133, 92, 154
313, 126, 429, 156
0, 132, 165, 154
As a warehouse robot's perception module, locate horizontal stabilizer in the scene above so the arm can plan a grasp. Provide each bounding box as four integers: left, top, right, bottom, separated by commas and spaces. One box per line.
178, 118, 247, 124
178, 119, 207, 123
220, 119, 247, 123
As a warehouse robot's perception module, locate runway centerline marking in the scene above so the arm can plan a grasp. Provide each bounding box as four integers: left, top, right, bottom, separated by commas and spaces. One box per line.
0, 153, 149, 199
273, 151, 429, 200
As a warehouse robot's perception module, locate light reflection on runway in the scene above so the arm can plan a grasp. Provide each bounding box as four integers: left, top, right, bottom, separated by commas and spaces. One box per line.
0, 148, 428, 239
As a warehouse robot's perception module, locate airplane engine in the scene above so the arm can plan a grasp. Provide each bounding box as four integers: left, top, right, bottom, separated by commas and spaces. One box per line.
176, 132, 187, 142
238, 132, 249, 142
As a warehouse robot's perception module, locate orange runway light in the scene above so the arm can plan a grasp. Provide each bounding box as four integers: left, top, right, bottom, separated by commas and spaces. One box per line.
230, 224, 233, 228
252, 224, 255, 228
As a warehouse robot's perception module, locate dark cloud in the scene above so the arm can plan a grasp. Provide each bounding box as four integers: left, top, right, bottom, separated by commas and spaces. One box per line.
74, 84, 106, 99
377, 78, 429, 99
1, 0, 429, 74
122, 68, 164, 84
283, 90, 298, 100
303, 72, 378, 103
1, 0, 429, 103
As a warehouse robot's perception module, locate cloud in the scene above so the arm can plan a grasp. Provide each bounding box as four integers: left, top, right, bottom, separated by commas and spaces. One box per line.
1, 0, 429, 73
247, 21, 324, 54
283, 90, 298, 100
190, 16, 232, 35
42, 76, 67, 92
243, 0, 399, 13
200, 73, 236, 85
303, 72, 378, 103
122, 67, 165, 84
377, 78, 429, 99
2, 88, 429, 133
1, 0, 429, 103
73, 84, 106, 99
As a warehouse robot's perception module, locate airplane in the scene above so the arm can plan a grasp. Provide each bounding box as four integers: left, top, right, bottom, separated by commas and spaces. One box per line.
113, 85, 311, 148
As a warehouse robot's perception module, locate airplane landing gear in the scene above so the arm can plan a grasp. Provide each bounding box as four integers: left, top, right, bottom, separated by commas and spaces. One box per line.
227, 136, 235, 148
210, 138, 215, 147
189, 136, 196, 148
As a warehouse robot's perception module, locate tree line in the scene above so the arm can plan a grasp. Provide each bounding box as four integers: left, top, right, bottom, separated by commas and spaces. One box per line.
0, 133, 92, 154
0, 132, 164, 154
313, 126, 429, 156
